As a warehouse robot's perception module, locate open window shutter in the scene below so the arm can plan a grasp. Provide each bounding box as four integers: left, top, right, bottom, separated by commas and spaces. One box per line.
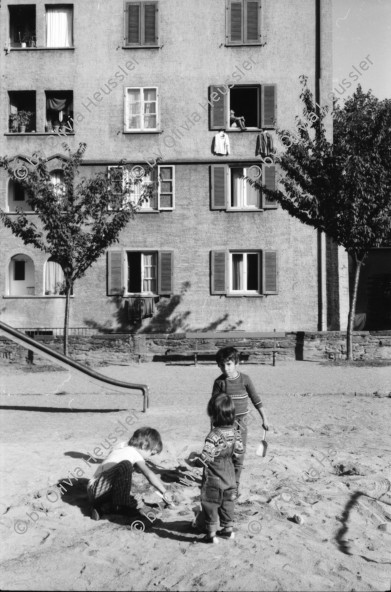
158, 251, 173, 295
262, 250, 278, 294
262, 164, 278, 209
261, 85, 277, 128
127, 3, 141, 45
211, 165, 227, 210
229, 1, 243, 43
144, 2, 157, 45
244, 0, 260, 43
211, 251, 227, 295
107, 251, 124, 295
209, 86, 227, 130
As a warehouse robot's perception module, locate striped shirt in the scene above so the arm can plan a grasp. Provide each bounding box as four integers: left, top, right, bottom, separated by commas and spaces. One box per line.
212, 372, 263, 417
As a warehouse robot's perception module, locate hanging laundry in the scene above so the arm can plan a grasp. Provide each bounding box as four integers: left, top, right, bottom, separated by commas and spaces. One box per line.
213, 131, 230, 156
256, 131, 275, 157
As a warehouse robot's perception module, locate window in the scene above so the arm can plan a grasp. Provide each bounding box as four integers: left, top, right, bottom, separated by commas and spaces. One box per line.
108, 165, 174, 210
211, 250, 278, 296
107, 250, 173, 296
7, 179, 32, 212
9, 91, 36, 132
226, 0, 261, 45
211, 164, 277, 210
8, 254, 35, 296
45, 257, 65, 295
9, 5, 36, 48
46, 5, 73, 47
209, 84, 276, 130
46, 91, 73, 132
125, 87, 158, 131
125, 2, 158, 46
50, 169, 66, 202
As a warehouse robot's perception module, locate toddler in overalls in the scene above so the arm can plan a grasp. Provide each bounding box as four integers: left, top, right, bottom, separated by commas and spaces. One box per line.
198, 393, 244, 543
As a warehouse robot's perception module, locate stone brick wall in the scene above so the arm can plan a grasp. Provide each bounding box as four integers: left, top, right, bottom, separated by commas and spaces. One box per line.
1, 330, 390, 367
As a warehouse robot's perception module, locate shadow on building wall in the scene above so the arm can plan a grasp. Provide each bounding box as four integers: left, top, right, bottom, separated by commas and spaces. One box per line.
84, 281, 243, 334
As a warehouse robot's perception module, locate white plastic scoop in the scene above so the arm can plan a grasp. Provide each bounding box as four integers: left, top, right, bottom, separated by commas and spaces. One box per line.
256, 429, 268, 457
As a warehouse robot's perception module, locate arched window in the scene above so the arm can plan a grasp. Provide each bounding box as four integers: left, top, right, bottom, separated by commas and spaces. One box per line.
7, 179, 32, 213
8, 254, 35, 296
50, 169, 66, 200
44, 257, 65, 295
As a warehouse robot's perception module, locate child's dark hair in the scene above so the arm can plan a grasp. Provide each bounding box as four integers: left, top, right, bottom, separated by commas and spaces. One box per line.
207, 394, 235, 427
128, 427, 163, 453
216, 346, 239, 366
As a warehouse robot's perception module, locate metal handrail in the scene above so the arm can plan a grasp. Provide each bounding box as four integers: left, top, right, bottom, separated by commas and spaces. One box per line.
0, 320, 149, 412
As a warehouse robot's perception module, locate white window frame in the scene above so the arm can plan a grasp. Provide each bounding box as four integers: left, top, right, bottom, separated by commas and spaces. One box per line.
124, 86, 159, 132
229, 251, 261, 294
126, 250, 158, 295
108, 165, 174, 211
158, 165, 175, 210
228, 166, 261, 210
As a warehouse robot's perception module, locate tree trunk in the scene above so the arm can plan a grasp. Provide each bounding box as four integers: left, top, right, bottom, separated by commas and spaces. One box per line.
63, 283, 71, 357
346, 257, 363, 360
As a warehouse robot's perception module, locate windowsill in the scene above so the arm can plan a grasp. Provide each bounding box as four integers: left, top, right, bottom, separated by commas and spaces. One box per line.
224, 43, 264, 47
3, 295, 73, 299
10, 46, 75, 51
227, 208, 263, 212
227, 293, 265, 298
5, 132, 75, 137
122, 45, 160, 49
227, 128, 262, 132
124, 293, 158, 298
136, 209, 160, 213
123, 130, 162, 134
7, 211, 35, 214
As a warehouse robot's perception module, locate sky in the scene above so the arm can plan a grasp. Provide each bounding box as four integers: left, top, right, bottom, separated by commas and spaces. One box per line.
333, 0, 391, 100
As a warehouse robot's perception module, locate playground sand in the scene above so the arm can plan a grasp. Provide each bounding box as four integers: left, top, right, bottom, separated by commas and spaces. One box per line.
0, 361, 390, 591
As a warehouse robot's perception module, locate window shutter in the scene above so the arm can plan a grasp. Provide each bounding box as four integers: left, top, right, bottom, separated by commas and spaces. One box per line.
127, 3, 141, 45
262, 250, 278, 294
158, 165, 175, 210
261, 85, 277, 128
262, 164, 278, 209
211, 165, 227, 210
209, 86, 227, 130
229, 1, 243, 43
107, 251, 124, 295
211, 251, 227, 295
144, 2, 157, 45
244, 0, 259, 43
158, 251, 173, 295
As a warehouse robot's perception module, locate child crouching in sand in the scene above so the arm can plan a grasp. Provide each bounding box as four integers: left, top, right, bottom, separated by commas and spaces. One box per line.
87, 427, 173, 520
195, 394, 244, 543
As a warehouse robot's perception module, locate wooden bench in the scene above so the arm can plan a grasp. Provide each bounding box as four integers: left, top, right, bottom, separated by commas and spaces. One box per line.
164, 347, 280, 366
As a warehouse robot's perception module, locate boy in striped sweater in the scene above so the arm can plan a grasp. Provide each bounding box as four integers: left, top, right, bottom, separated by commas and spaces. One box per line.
211, 346, 269, 494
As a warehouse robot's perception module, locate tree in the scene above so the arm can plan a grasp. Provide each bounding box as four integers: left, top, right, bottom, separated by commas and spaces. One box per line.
249, 78, 391, 359
0, 143, 156, 356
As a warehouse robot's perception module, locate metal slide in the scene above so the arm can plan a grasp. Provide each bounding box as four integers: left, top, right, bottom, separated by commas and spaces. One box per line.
0, 321, 149, 412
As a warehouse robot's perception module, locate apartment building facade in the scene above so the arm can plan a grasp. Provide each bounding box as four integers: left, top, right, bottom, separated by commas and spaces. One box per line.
0, 0, 350, 334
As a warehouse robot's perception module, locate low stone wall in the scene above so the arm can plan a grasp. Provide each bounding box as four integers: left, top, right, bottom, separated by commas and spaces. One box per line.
1, 330, 391, 367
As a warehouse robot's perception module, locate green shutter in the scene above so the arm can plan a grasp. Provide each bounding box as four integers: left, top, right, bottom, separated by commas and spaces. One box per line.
262, 85, 277, 128
211, 251, 227, 294
262, 164, 278, 209
263, 250, 278, 294
211, 165, 227, 210
158, 251, 173, 295
229, 1, 243, 43
107, 251, 124, 295
144, 2, 157, 45
127, 3, 141, 45
245, 0, 259, 43
209, 86, 227, 130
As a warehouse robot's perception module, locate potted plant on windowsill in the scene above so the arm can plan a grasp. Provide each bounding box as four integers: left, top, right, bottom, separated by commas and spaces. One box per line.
17, 110, 33, 133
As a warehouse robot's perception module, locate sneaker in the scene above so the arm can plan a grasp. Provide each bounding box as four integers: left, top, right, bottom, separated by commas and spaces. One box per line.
91, 507, 101, 521
219, 528, 235, 540
203, 534, 219, 544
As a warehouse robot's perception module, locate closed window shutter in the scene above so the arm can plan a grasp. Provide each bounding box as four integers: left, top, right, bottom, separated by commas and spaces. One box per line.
127, 3, 141, 45
158, 251, 173, 295
144, 3, 157, 45
211, 165, 227, 210
261, 85, 277, 128
107, 251, 124, 295
262, 164, 278, 209
209, 86, 227, 130
263, 250, 278, 294
229, 1, 243, 43
245, 0, 259, 42
211, 251, 227, 295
